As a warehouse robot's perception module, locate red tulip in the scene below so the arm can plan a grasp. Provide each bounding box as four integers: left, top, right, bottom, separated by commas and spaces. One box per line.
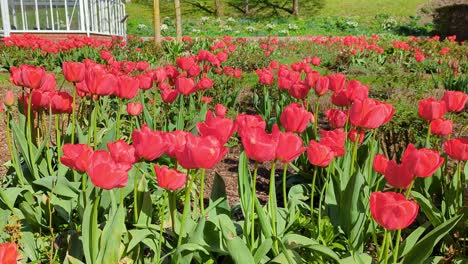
370, 192, 419, 230
327, 73, 346, 91
311, 56, 321, 66
401, 144, 444, 178
175, 76, 197, 95
348, 129, 365, 144
325, 109, 348, 128
9, 66, 25, 87
51, 91, 73, 114
331, 89, 350, 107
0, 242, 18, 264
288, 81, 310, 99
373, 154, 389, 174
63, 61, 85, 83
127, 102, 143, 116
418, 98, 447, 121
4, 90, 15, 107
384, 160, 414, 189
430, 119, 453, 136
201, 96, 212, 104
196, 77, 214, 90
442, 91, 468, 112
314, 76, 329, 96
320, 129, 347, 157
350, 98, 394, 129
161, 87, 179, 103
305, 71, 320, 88
165, 130, 189, 157
19, 64, 46, 89
214, 104, 227, 117
60, 144, 94, 172
108, 140, 137, 171
443, 138, 468, 161
132, 125, 167, 161
307, 140, 334, 167
39, 73, 57, 91
87, 150, 128, 189
83, 66, 117, 96
196, 110, 237, 144
345, 80, 368, 102
115, 75, 140, 99
154, 165, 187, 191
153, 68, 168, 83
236, 114, 266, 138
256, 69, 274, 85
280, 103, 314, 133
176, 134, 228, 169
137, 73, 153, 90
276, 132, 306, 163
241, 126, 279, 162
136, 61, 149, 71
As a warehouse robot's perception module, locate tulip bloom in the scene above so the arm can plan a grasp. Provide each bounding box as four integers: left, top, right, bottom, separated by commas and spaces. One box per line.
115, 75, 140, 99
197, 110, 237, 144
418, 98, 447, 121
108, 140, 137, 171
444, 138, 468, 161
241, 126, 279, 162
127, 102, 143, 116
60, 144, 94, 172
165, 130, 189, 157
327, 73, 346, 91
348, 129, 365, 144
320, 129, 347, 157
325, 109, 348, 128
236, 114, 267, 138
402, 144, 444, 178
373, 154, 389, 174
350, 98, 394, 129
132, 125, 167, 161
63, 61, 85, 83
276, 132, 306, 163
154, 165, 187, 191
82, 66, 117, 96
314, 76, 329, 96
384, 160, 414, 189
0, 242, 18, 264
214, 104, 227, 117
176, 134, 228, 169
175, 76, 197, 95
51, 91, 73, 114
4, 90, 15, 107
87, 150, 129, 189
370, 192, 419, 230
280, 103, 314, 133
442, 91, 468, 112
256, 69, 274, 85
430, 119, 453, 136
307, 140, 334, 167
19, 64, 46, 89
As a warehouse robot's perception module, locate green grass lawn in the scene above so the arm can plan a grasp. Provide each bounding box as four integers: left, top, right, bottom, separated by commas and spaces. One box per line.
318, 0, 428, 17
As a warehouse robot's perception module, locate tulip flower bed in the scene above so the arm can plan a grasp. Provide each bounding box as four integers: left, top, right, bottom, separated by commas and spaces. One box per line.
0, 34, 467, 264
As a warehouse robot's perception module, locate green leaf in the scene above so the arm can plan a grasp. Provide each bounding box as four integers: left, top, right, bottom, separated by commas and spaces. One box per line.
399, 222, 430, 257
218, 214, 255, 264
97, 205, 126, 263
402, 215, 463, 264
82, 193, 101, 264
282, 234, 340, 263
253, 237, 273, 263
339, 253, 372, 264
411, 191, 443, 226
209, 173, 231, 217
33, 176, 80, 199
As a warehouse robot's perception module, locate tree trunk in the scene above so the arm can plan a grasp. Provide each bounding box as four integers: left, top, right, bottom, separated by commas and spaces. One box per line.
245, 0, 249, 15
292, 0, 299, 15
174, 0, 182, 42
214, 0, 224, 17
153, 0, 161, 45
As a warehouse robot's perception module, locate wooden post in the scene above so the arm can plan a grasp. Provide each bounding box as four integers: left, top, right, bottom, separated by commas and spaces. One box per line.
153, 0, 161, 44
174, 0, 182, 42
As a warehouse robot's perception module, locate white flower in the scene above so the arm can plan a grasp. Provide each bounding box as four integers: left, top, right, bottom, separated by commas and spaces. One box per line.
192, 28, 201, 33
288, 23, 298, 30
234, 30, 240, 34
246, 26, 256, 32
279, 29, 289, 35
201, 16, 210, 23
160, 24, 169, 31
226, 17, 236, 23
266, 23, 276, 30
137, 23, 147, 30
346, 20, 358, 28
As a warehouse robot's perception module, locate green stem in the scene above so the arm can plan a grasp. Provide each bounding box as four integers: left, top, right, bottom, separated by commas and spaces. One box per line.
55, 114, 62, 162
200, 169, 206, 216
383, 231, 391, 264
116, 99, 123, 139
156, 192, 168, 264
27, 92, 39, 179
393, 229, 402, 264
378, 229, 388, 262
318, 164, 331, 242
314, 99, 320, 139
368, 130, 377, 184
350, 132, 360, 175
310, 167, 318, 222
71, 86, 77, 144
425, 124, 431, 148
405, 180, 415, 199
250, 162, 259, 251
92, 99, 99, 150
282, 163, 289, 208
5, 111, 24, 187
169, 191, 176, 233
133, 163, 142, 223
178, 169, 195, 246
269, 162, 278, 254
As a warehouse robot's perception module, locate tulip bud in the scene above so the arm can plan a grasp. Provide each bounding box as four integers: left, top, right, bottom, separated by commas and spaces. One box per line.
4, 90, 15, 107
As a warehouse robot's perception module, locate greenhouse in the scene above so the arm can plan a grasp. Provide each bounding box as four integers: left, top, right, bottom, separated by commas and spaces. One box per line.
0, 0, 126, 37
